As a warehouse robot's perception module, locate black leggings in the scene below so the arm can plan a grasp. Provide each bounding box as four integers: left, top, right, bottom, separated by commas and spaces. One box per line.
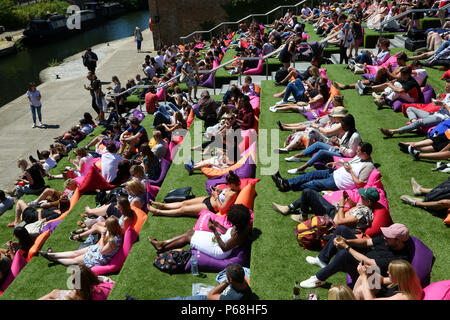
340, 44, 349, 64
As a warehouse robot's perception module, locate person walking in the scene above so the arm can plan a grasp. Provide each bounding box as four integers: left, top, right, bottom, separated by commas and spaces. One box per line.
82, 48, 98, 74
26, 83, 44, 128
134, 26, 143, 53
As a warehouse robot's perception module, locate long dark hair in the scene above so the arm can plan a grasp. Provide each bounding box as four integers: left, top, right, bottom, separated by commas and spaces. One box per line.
226, 204, 251, 234
74, 264, 101, 300
341, 114, 357, 145
13, 227, 33, 255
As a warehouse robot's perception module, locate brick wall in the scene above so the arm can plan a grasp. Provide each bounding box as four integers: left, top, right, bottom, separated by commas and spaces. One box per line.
148, 0, 229, 49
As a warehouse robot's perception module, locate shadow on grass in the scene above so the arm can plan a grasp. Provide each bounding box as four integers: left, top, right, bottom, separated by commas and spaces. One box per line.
251, 227, 262, 242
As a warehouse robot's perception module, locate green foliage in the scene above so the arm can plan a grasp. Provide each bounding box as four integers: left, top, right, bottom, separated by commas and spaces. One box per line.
0, 0, 69, 30
112, 0, 148, 10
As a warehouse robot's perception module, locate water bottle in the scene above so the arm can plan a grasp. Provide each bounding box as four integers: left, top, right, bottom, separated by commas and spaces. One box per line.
293, 281, 300, 300
190, 254, 199, 276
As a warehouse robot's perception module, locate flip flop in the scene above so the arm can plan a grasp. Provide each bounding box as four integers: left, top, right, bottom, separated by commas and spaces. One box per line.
7, 222, 15, 228
77, 220, 87, 228
69, 234, 84, 242
71, 228, 87, 235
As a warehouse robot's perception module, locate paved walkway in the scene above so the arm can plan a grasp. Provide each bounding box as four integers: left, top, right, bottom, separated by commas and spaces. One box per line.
0, 29, 154, 191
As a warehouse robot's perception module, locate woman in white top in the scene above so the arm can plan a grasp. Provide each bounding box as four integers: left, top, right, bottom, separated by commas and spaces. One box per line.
288, 114, 362, 174
148, 204, 251, 260
26, 82, 43, 128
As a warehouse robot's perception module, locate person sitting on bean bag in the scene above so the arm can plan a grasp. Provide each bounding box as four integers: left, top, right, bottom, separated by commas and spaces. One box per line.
353, 259, 423, 300
147, 171, 241, 218
148, 204, 251, 260
38, 264, 114, 300
40, 217, 122, 267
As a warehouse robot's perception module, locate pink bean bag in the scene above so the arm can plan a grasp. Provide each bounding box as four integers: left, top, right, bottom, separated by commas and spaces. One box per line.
91, 227, 138, 275
365, 52, 399, 74
156, 87, 167, 101
194, 209, 255, 231
0, 250, 27, 294
423, 280, 450, 300
244, 55, 263, 75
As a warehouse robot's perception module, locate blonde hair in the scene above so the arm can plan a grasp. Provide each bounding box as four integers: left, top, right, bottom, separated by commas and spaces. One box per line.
328, 285, 356, 300
105, 216, 122, 239
388, 260, 423, 300
64, 178, 76, 189
130, 164, 145, 179
127, 179, 145, 196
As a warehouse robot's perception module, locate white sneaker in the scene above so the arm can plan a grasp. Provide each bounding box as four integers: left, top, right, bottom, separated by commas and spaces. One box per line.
306, 256, 327, 269
288, 168, 303, 174
287, 96, 296, 102
32, 123, 37, 128
269, 106, 277, 113
372, 92, 381, 100
275, 99, 287, 106
38, 122, 44, 128
285, 156, 302, 162
300, 275, 326, 289
274, 147, 288, 154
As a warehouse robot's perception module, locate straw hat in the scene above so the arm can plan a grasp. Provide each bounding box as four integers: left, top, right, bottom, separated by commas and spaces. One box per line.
329, 106, 348, 118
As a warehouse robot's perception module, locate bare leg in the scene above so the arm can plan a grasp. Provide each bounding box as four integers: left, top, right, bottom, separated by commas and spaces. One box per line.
273, 105, 302, 112
418, 151, 450, 160
84, 204, 109, 217
38, 289, 61, 300
78, 223, 106, 239
148, 229, 195, 251
415, 199, 450, 211
36, 188, 57, 203
15, 200, 28, 225
148, 203, 207, 217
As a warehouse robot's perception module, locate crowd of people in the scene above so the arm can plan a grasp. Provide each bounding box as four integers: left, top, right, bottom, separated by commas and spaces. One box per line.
0, 0, 449, 301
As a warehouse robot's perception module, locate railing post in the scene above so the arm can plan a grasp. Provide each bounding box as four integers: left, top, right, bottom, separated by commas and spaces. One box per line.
266, 57, 269, 80
213, 72, 216, 96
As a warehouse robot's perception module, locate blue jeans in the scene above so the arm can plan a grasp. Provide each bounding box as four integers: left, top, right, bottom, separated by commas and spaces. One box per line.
288, 169, 338, 192
163, 295, 207, 300
30, 105, 42, 124
283, 78, 306, 103
434, 40, 450, 57
355, 52, 372, 65
316, 225, 359, 282
302, 142, 342, 166
153, 102, 180, 127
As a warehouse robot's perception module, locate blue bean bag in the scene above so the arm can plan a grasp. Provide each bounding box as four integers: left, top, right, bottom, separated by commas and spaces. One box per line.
184, 240, 251, 272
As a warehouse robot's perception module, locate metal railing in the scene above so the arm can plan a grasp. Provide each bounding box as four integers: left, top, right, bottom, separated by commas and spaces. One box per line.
365, 3, 450, 31
179, 0, 308, 43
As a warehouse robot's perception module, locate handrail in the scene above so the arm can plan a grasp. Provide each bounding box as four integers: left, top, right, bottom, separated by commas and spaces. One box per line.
179, 0, 307, 43
320, 3, 450, 45
364, 3, 450, 31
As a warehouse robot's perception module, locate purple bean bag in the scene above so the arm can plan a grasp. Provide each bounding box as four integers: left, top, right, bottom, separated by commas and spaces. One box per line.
389, 84, 435, 112
148, 158, 171, 187
185, 240, 251, 272
199, 71, 214, 88
41, 220, 62, 234
346, 235, 435, 288
205, 157, 256, 192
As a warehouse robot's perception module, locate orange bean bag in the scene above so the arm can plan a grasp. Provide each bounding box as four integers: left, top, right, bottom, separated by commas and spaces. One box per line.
444, 210, 450, 226
130, 205, 148, 233
329, 84, 340, 100
27, 188, 81, 260
234, 182, 256, 210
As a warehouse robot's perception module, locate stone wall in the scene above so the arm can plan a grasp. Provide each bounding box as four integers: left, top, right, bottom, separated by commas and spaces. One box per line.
148, 0, 230, 49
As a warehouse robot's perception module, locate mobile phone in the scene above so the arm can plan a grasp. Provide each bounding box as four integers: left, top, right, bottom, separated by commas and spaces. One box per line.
361, 260, 365, 266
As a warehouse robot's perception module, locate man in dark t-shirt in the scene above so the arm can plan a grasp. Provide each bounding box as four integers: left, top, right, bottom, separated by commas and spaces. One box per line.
300, 223, 411, 289
397, 69, 423, 103
118, 117, 148, 155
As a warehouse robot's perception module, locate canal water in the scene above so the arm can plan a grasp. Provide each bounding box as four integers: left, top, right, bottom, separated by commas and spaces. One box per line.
0, 9, 150, 108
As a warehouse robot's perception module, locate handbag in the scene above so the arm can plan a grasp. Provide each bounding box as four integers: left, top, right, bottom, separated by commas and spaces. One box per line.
163, 187, 195, 203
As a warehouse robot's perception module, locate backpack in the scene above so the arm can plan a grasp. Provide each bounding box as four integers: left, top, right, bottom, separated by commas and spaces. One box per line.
295, 216, 335, 250
82, 53, 89, 67
275, 67, 289, 84
154, 249, 192, 275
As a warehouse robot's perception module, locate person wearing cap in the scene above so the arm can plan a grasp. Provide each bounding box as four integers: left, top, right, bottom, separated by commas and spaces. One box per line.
379, 78, 450, 138
275, 104, 347, 155
272, 186, 378, 229
272, 142, 375, 193
300, 223, 411, 289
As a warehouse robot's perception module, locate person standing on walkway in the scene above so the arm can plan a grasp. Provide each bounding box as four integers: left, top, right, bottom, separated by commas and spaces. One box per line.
84, 72, 101, 120
134, 26, 143, 53
26, 83, 43, 128
82, 48, 98, 74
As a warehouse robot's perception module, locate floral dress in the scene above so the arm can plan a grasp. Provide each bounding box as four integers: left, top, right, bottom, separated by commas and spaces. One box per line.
182, 62, 197, 88
83, 235, 122, 268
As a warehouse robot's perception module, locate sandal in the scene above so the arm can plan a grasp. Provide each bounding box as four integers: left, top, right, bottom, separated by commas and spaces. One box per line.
69, 234, 84, 242
71, 227, 87, 235
80, 212, 88, 218
39, 250, 55, 262
77, 220, 87, 228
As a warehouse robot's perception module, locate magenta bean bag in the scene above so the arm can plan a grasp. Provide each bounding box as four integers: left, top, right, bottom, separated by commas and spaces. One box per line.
185, 241, 252, 272
365, 52, 399, 75
148, 158, 171, 187
194, 209, 254, 231
243, 55, 263, 75
91, 227, 138, 275
0, 251, 27, 293
423, 280, 450, 300
156, 87, 167, 101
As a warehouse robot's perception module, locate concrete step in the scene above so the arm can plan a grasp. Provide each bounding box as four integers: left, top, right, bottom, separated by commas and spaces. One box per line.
331, 53, 340, 64
390, 38, 404, 48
